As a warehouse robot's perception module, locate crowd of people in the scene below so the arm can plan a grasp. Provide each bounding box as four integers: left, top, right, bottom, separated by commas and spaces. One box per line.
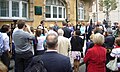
0, 19, 120, 72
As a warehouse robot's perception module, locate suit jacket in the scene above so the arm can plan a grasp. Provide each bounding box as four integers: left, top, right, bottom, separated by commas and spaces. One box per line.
85, 25, 92, 37
84, 45, 106, 72
57, 36, 71, 56
41, 51, 72, 72
62, 27, 72, 38
76, 24, 81, 30
105, 34, 115, 48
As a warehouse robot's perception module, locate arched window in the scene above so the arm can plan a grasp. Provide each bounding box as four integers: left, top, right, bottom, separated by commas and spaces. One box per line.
45, 0, 66, 20
78, 3, 84, 20
0, 0, 28, 19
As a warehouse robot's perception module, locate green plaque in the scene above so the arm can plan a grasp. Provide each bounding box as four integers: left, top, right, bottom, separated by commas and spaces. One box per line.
35, 6, 42, 15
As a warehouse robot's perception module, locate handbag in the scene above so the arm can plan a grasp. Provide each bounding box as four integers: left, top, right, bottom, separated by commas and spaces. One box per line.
106, 57, 118, 71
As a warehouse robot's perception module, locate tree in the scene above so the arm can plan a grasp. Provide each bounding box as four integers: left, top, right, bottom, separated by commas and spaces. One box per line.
99, 0, 117, 23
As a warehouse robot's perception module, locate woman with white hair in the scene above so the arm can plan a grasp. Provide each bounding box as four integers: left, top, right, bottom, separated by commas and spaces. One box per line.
84, 33, 107, 72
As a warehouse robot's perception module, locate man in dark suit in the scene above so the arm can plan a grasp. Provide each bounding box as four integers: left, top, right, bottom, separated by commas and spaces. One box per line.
41, 33, 72, 72
76, 21, 81, 30
85, 22, 92, 42
62, 21, 72, 38
104, 28, 115, 72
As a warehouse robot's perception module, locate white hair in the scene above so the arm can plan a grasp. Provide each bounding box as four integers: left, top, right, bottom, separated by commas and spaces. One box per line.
92, 33, 104, 45
57, 29, 64, 36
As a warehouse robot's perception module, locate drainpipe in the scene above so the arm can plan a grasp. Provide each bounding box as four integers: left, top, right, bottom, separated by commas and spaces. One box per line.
96, 0, 98, 22
76, 0, 78, 25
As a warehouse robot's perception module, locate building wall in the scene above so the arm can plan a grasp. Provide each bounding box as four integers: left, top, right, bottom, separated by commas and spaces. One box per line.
32, 0, 44, 28
69, 0, 77, 25
0, 0, 91, 28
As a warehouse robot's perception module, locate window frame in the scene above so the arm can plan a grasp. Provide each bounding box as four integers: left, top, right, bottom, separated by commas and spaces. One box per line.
0, 0, 28, 20
45, 0, 66, 21
78, 7, 84, 21
0, 1, 9, 17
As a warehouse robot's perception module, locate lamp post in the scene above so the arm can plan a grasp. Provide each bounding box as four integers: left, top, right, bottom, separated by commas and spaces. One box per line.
76, 0, 78, 25
96, 0, 98, 22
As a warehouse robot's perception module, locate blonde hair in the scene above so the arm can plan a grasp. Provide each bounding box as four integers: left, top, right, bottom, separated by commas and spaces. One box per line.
92, 33, 104, 45
90, 34, 94, 40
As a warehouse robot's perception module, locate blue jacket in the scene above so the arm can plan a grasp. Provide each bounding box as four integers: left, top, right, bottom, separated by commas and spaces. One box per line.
41, 51, 72, 72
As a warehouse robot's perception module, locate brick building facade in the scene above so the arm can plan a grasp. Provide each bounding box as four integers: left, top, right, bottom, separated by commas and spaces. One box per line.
0, 0, 93, 28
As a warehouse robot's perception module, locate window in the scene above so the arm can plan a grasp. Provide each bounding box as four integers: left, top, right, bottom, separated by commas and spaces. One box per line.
12, 1, 19, 17
0, 1, 9, 17
22, 2, 27, 17
59, 7, 62, 18
78, 3, 84, 20
46, 0, 66, 20
46, 6, 51, 18
53, 6, 57, 18
0, 0, 28, 19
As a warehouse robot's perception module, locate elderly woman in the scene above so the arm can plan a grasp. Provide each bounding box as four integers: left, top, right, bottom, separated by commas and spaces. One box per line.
84, 33, 107, 72
110, 37, 120, 72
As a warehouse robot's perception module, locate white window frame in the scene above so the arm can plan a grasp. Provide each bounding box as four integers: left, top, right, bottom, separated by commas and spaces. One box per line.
0, 0, 28, 20
78, 7, 84, 21
22, 1, 28, 18
0, 1, 9, 17
45, 0, 66, 21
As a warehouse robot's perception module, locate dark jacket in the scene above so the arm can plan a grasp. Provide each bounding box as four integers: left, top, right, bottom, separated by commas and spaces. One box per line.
62, 27, 72, 38
105, 34, 115, 48
70, 36, 84, 52
41, 51, 72, 72
76, 24, 81, 30
85, 25, 92, 41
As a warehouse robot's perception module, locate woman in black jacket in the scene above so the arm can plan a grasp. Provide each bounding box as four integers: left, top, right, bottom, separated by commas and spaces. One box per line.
70, 30, 84, 72
71, 30, 84, 52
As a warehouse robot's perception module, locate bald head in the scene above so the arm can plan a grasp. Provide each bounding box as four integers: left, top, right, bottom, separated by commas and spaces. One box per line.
46, 33, 58, 49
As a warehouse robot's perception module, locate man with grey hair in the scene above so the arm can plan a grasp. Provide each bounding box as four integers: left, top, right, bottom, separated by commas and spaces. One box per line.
105, 28, 115, 48
104, 28, 115, 72
57, 29, 71, 56
41, 33, 72, 72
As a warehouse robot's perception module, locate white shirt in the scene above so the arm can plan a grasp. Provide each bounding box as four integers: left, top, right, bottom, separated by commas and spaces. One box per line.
13, 27, 18, 34
37, 36, 46, 50
1, 33, 10, 51
80, 26, 86, 34
110, 48, 120, 67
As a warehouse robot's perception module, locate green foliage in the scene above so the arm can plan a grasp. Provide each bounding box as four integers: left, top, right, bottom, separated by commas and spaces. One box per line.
99, 0, 117, 12
99, 0, 118, 22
